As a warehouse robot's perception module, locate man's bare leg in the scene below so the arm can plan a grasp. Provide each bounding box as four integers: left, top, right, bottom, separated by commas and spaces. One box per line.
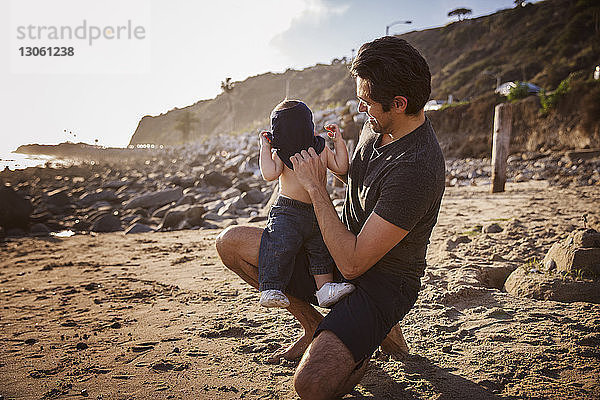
215, 225, 323, 362
294, 330, 368, 400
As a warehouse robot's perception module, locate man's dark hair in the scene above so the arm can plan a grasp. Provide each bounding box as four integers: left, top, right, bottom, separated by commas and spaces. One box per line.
350, 36, 431, 115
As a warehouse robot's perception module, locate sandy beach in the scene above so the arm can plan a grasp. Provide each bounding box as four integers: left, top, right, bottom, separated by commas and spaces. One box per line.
1, 180, 599, 400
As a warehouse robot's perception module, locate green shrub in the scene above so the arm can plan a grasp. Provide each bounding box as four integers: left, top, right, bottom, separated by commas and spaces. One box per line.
507, 81, 531, 102
539, 76, 572, 114
439, 100, 470, 110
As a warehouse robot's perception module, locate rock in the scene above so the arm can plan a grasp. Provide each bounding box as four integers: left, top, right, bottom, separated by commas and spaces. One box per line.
161, 206, 189, 230
0, 185, 33, 229
570, 228, 600, 248
151, 203, 175, 219
76, 342, 88, 350
203, 212, 225, 221
504, 266, 600, 304
186, 205, 206, 226
125, 223, 154, 234
565, 149, 600, 162
30, 211, 53, 224
30, 223, 50, 235
161, 204, 206, 230
45, 188, 71, 208
445, 235, 471, 251
217, 203, 237, 216
543, 228, 600, 278
241, 189, 264, 205
72, 219, 91, 231
79, 190, 119, 206
203, 199, 225, 212
247, 215, 267, 223
123, 187, 183, 210
91, 214, 122, 232
203, 171, 232, 188
174, 194, 196, 207
221, 187, 242, 200
5, 228, 26, 236
227, 195, 247, 210
101, 179, 132, 189
482, 223, 503, 233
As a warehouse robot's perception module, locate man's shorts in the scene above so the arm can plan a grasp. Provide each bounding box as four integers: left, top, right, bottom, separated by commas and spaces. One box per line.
286, 247, 421, 363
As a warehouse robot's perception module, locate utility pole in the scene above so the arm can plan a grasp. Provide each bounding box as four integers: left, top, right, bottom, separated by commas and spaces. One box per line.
386, 20, 412, 35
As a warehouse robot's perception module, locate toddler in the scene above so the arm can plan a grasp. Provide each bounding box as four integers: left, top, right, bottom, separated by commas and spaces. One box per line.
258, 99, 354, 308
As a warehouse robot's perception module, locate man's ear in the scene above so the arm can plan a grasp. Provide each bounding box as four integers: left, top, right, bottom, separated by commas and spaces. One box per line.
393, 96, 408, 113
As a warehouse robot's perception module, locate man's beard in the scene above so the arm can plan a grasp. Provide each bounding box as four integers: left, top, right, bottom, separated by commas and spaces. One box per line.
368, 117, 381, 133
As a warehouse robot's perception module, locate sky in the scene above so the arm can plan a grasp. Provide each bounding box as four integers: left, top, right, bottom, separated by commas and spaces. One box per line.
1, 0, 524, 152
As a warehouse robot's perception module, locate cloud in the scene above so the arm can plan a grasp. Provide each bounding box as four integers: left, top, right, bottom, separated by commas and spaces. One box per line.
269, 0, 352, 65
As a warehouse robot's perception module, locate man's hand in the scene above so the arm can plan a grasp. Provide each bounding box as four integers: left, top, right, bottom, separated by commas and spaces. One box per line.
289, 148, 327, 192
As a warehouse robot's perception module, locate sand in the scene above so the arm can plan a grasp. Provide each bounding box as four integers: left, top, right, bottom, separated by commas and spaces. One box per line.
1, 181, 599, 400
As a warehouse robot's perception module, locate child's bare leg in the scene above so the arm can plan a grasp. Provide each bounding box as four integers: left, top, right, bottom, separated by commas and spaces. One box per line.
313, 273, 333, 290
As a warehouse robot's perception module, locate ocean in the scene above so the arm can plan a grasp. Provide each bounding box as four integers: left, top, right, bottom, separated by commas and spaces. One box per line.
0, 150, 72, 171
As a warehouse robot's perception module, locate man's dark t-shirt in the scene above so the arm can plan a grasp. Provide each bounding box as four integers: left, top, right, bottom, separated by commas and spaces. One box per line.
341, 118, 445, 280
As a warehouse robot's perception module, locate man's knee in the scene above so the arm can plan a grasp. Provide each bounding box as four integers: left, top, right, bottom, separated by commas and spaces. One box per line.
293, 331, 357, 399
215, 225, 237, 259
215, 225, 261, 268
294, 367, 327, 400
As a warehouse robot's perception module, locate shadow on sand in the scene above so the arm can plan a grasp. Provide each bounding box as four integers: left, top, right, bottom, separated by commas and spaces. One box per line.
344, 354, 504, 400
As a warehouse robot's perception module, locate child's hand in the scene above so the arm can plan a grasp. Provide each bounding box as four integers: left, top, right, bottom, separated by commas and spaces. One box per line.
324, 124, 343, 142
260, 131, 272, 147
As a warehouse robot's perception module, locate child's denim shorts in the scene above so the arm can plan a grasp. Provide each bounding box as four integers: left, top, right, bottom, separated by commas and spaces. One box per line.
258, 196, 334, 292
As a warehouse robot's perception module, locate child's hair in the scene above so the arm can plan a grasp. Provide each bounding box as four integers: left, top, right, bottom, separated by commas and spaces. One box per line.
273, 99, 300, 112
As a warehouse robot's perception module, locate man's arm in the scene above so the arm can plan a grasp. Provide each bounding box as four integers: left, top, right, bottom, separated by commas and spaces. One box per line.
290, 148, 408, 280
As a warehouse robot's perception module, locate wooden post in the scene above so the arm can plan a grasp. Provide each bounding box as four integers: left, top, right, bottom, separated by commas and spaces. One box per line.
491, 103, 512, 193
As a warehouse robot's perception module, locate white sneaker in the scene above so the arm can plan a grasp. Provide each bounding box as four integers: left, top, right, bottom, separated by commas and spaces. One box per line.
316, 282, 355, 307
259, 289, 290, 308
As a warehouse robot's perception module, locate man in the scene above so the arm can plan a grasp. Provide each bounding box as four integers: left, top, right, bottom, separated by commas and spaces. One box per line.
216, 36, 445, 399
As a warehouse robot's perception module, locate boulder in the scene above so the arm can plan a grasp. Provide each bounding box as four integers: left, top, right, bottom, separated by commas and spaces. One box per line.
161, 204, 206, 230
30, 223, 50, 235
217, 203, 237, 216
174, 194, 196, 207
45, 188, 71, 208
543, 228, 600, 277
241, 189, 264, 205
125, 223, 154, 234
91, 214, 122, 232
0, 185, 33, 229
482, 223, 503, 233
203, 171, 232, 188
79, 190, 119, 206
101, 179, 132, 189
504, 266, 600, 304
203, 199, 225, 212
227, 195, 247, 210
152, 203, 175, 219
123, 187, 183, 210
221, 187, 242, 200
186, 205, 206, 227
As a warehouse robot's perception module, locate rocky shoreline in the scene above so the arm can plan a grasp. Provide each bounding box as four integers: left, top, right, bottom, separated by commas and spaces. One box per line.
1, 129, 600, 240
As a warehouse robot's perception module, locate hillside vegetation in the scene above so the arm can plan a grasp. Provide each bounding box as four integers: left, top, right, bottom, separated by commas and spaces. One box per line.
129, 0, 599, 148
